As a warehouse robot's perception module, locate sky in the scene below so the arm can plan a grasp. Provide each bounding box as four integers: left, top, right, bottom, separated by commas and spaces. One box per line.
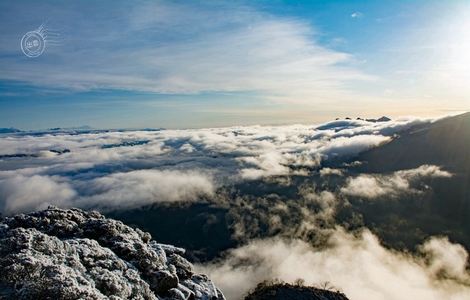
0, 0, 469, 130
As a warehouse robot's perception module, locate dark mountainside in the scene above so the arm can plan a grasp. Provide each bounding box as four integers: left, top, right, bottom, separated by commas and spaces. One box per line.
245, 282, 349, 300
357, 112, 470, 173
347, 112, 470, 251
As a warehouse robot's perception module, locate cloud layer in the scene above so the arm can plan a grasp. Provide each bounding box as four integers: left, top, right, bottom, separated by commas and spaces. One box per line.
0, 117, 430, 214
0, 116, 465, 300
199, 229, 470, 300
0, 170, 214, 214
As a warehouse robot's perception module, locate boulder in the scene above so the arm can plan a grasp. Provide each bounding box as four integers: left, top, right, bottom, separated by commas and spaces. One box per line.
0, 207, 225, 300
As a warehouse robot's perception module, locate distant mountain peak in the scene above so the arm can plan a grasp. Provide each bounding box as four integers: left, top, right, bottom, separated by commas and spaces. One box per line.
0, 127, 21, 134
365, 116, 391, 122
377, 116, 391, 122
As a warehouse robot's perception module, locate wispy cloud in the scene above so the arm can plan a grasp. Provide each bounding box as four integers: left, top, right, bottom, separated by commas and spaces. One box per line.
0, 1, 372, 104
351, 11, 364, 19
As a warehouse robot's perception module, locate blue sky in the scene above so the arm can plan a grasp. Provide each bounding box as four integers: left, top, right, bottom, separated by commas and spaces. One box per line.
0, 0, 469, 129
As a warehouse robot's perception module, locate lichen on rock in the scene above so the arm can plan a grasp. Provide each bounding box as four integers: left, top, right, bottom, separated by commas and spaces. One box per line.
0, 206, 225, 300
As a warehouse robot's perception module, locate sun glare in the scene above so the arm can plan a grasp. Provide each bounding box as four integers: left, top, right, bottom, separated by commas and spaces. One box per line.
447, 9, 470, 73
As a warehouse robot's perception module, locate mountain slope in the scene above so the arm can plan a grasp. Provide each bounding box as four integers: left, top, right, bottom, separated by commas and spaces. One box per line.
358, 112, 470, 173
347, 112, 470, 250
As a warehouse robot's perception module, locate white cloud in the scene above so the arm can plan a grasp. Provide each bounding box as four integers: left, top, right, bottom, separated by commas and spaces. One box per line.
0, 117, 432, 213
396, 164, 452, 179
319, 134, 391, 158
238, 151, 292, 180
198, 229, 470, 300
351, 12, 364, 19
79, 169, 215, 210
341, 165, 452, 199
420, 237, 469, 281
0, 169, 215, 214
179, 143, 195, 153
319, 167, 344, 177
301, 189, 337, 222
1, 118, 427, 181
0, 1, 372, 104
0, 175, 76, 214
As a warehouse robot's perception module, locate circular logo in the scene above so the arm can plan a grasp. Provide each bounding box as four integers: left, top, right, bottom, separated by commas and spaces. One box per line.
21, 31, 45, 58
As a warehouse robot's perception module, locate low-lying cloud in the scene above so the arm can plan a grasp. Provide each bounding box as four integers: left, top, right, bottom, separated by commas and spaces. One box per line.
341, 165, 452, 199
0, 175, 76, 214
80, 169, 215, 210
199, 229, 470, 300
0, 170, 214, 214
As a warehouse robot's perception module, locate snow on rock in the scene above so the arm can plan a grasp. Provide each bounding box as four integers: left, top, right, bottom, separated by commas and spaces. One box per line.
0, 207, 225, 300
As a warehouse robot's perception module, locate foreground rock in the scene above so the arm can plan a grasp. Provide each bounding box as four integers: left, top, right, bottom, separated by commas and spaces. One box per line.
0, 207, 225, 300
245, 282, 349, 300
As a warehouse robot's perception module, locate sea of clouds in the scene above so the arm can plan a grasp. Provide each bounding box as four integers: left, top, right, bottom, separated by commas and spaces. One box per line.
0, 117, 427, 214
1, 116, 469, 300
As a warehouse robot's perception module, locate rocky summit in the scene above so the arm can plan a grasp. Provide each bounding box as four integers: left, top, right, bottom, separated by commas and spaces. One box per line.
245, 282, 349, 300
0, 207, 225, 300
